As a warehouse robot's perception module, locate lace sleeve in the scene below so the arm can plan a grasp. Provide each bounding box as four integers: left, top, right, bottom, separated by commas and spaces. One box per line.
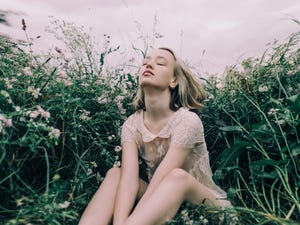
170, 112, 205, 149
121, 115, 136, 144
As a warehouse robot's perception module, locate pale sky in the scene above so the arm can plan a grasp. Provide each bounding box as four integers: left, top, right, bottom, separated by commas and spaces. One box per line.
1, 0, 300, 75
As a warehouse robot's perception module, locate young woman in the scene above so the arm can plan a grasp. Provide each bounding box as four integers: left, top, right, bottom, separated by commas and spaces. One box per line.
79, 48, 232, 225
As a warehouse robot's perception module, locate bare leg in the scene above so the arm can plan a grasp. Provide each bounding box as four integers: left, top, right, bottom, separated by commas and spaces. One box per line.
79, 167, 148, 225
79, 167, 121, 225
125, 168, 225, 225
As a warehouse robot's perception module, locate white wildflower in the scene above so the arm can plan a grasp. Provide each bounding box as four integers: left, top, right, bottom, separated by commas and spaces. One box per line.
58, 201, 70, 209
267, 108, 279, 115
87, 168, 93, 175
28, 110, 39, 119
199, 215, 209, 225
23, 67, 32, 76
114, 145, 122, 152
258, 85, 269, 92
276, 119, 285, 125
91, 161, 98, 168
28, 86, 42, 99
96, 172, 104, 183
97, 96, 107, 104
49, 127, 61, 139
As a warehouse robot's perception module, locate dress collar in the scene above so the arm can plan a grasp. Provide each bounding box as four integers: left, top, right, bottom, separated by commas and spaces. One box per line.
137, 107, 188, 142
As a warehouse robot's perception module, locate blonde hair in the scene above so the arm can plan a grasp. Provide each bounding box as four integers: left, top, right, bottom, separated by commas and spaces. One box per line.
133, 47, 206, 112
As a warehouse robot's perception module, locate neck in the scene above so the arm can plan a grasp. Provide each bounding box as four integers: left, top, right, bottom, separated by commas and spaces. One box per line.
143, 88, 173, 120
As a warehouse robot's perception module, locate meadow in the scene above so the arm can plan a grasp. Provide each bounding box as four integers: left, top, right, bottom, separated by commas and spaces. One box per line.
0, 19, 299, 224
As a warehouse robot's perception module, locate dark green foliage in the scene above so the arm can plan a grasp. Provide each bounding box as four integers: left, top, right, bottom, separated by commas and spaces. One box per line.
202, 32, 300, 224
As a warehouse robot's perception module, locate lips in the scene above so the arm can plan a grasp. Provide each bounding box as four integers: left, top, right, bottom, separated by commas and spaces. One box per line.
142, 70, 154, 76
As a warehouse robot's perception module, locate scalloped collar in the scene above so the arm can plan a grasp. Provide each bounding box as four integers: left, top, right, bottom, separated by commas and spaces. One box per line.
137, 107, 188, 142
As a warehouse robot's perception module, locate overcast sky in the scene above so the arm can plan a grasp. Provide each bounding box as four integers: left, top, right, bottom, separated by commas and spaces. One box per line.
1, 0, 300, 75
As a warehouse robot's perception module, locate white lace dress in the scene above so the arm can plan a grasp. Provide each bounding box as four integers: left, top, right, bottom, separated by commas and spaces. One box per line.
121, 107, 230, 206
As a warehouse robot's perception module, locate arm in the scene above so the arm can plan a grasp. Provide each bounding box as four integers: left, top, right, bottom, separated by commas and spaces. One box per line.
135, 112, 203, 207
113, 142, 139, 225
135, 143, 191, 208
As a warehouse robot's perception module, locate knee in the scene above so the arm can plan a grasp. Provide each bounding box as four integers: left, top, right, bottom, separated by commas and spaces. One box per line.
163, 168, 189, 185
105, 166, 121, 180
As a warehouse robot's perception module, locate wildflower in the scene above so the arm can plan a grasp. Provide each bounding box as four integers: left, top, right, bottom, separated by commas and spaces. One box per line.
23, 67, 32, 76
96, 172, 104, 183
114, 145, 122, 152
49, 127, 61, 139
28, 86, 42, 99
91, 161, 98, 168
81, 82, 88, 87
199, 215, 209, 224
79, 110, 91, 120
0, 114, 12, 128
80, 114, 90, 120
258, 85, 269, 92
87, 168, 93, 175
276, 119, 285, 125
4, 78, 13, 89
15, 106, 21, 112
113, 161, 121, 167
52, 174, 61, 181
37, 106, 51, 119
16, 198, 24, 207
0, 90, 10, 98
28, 110, 39, 119
56, 71, 68, 79
4, 118, 12, 127
58, 201, 70, 209
108, 134, 115, 141
80, 109, 91, 116
97, 96, 107, 104
267, 108, 279, 115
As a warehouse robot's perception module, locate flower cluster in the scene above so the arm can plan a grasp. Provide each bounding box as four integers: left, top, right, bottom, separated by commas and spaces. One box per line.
79, 109, 91, 121
26, 106, 51, 120
0, 114, 13, 134
49, 127, 61, 140
56, 71, 73, 86
28, 86, 42, 99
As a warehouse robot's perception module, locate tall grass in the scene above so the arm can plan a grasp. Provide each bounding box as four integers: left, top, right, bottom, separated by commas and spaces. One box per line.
202, 32, 300, 224
0, 19, 299, 224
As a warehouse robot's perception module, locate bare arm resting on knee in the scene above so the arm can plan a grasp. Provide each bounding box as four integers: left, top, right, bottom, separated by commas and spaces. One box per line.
113, 141, 139, 225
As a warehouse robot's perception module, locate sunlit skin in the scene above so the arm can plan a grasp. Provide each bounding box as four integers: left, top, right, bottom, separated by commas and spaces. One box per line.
79, 49, 224, 225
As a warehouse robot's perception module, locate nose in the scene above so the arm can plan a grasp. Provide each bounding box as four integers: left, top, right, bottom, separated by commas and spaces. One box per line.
145, 59, 154, 68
